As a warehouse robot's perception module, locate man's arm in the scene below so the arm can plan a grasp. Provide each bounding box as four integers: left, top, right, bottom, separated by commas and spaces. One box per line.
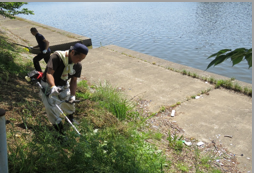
70, 76, 77, 96
42, 39, 49, 50
46, 67, 56, 87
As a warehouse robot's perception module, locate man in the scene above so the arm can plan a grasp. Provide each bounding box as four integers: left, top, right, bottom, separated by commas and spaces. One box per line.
40, 43, 88, 136
1, 8, 6, 18
29, 27, 51, 72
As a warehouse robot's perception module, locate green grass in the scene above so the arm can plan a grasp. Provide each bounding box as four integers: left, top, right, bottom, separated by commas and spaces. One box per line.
153, 132, 164, 141
191, 95, 196, 99
167, 130, 184, 152
176, 162, 189, 172
89, 82, 134, 121
182, 70, 187, 75
223, 79, 233, 89
192, 73, 197, 78
7, 85, 169, 173
215, 79, 249, 93
5, 77, 225, 172
160, 106, 166, 112
0, 35, 32, 82
215, 80, 225, 88
209, 77, 216, 84
233, 83, 242, 92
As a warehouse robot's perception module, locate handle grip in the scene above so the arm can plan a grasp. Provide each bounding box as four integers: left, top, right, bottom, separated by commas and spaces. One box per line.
65, 100, 80, 104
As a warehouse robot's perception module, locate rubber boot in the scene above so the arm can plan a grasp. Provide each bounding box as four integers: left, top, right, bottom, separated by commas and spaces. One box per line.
53, 122, 68, 145
53, 121, 64, 135
67, 114, 74, 123
67, 114, 79, 125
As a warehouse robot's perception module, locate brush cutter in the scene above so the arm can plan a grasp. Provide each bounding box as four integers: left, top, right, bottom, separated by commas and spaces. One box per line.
12, 42, 30, 48
50, 96, 81, 135
25, 70, 81, 135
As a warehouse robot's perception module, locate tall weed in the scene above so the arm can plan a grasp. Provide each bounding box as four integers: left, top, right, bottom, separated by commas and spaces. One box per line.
90, 82, 133, 120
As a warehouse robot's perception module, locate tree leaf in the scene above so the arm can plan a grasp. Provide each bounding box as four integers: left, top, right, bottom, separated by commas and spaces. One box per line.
206, 59, 218, 70
231, 52, 245, 61
247, 48, 252, 54
245, 53, 252, 68
0, 2, 33, 19
233, 48, 247, 52
206, 55, 227, 70
214, 55, 227, 65
229, 49, 247, 66
217, 49, 232, 55
207, 47, 251, 69
207, 49, 231, 59
232, 56, 244, 66
223, 51, 236, 59
207, 52, 219, 59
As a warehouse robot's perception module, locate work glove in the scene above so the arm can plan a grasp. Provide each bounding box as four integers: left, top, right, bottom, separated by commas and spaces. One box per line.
68, 95, 75, 104
48, 86, 61, 105
42, 49, 47, 54
50, 86, 59, 96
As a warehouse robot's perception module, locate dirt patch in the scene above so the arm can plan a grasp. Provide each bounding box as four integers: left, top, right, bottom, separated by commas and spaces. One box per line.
0, 76, 49, 143
134, 100, 240, 172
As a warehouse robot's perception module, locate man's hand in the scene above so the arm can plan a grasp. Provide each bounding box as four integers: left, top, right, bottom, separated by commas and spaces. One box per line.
28, 46, 33, 50
50, 86, 59, 96
42, 49, 47, 54
68, 95, 75, 104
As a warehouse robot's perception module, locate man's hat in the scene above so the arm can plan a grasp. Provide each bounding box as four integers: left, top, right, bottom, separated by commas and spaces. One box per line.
71, 43, 88, 55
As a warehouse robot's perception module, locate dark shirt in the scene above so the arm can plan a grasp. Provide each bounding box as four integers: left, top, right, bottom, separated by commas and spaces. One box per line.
42, 52, 82, 86
35, 33, 51, 53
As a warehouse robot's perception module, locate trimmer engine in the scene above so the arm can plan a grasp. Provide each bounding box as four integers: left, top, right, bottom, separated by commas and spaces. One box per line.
25, 70, 43, 84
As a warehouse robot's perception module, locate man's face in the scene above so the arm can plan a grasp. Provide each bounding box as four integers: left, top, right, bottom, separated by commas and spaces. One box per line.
31, 31, 36, 36
70, 50, 86, 64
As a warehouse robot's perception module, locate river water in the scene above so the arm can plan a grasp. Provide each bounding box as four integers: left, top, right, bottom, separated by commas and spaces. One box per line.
18, 2, 252, 83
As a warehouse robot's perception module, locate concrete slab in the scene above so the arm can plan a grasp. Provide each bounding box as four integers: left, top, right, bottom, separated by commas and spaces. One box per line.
81, 46, 214, 112
173, 89, 252, 172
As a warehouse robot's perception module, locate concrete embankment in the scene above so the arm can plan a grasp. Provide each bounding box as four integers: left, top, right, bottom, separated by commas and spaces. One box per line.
0, 17, 252, 172
0, 16, 92, 54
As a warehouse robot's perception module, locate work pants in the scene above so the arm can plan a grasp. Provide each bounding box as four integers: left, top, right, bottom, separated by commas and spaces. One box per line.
33, 51, 51, 72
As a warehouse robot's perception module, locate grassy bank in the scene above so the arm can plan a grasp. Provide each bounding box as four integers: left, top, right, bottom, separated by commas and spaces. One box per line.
0, 34, 33, 82
0, 32, 238, 172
